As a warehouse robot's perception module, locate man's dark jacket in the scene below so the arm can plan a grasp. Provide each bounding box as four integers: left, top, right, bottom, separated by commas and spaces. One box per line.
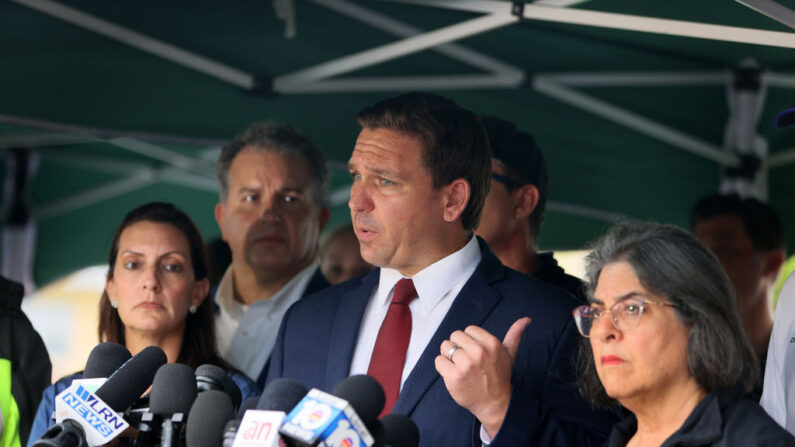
267, 239, 617, 446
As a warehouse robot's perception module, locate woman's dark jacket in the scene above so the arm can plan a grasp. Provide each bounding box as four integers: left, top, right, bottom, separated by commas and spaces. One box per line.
604, 388, 795, 446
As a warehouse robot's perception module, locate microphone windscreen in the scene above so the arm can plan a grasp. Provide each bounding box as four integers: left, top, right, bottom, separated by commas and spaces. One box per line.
196, 364, 241, 409
83, 342, 131, 379
222, 374, 242, 410
195, 364, 226, 383
236, 396, 259, 419
95, 345, 167, 411
186, 390, 234, 447
367, 419, 385, 447
257, 378, 308, 412
381, 414, 419, 447
331, 375, 385, 426
149, 363, 197, 415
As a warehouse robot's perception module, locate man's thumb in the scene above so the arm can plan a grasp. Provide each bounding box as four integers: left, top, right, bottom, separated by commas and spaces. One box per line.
503, 317, 531, 359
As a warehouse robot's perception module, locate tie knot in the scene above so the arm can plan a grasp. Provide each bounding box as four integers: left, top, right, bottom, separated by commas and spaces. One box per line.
392, 278, 417, 305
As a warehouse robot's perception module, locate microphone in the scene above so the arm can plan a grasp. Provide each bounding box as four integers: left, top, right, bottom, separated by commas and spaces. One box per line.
82, 342, 132, 379
186, 390, 235, 447
280, 375, 385, 447
380, 415, 419, 447
34, 346, 167, 447
96, 346, 167, 412
226, 378, 308, 447
46, 343, 131, 425
143, 363, 197, 447
196, 364, 242, 411
366, 420, 384, 447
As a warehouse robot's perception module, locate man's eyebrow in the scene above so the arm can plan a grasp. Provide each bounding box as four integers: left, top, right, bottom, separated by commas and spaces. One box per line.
347, 163, 397, 178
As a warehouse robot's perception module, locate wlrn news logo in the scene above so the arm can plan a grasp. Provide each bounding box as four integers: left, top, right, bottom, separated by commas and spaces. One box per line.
55, 383, 128, 444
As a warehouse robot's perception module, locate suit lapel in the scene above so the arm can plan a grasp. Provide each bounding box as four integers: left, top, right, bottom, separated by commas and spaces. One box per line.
393, 241, 506, 415
324, 270, 380, 390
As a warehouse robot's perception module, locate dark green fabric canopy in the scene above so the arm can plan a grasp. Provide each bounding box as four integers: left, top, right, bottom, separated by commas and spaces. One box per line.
2, 0, 794, 285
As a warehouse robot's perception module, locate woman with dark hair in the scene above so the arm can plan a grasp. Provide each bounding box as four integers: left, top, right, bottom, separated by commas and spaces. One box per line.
28, 202, 258, 445
573, 222, 794, 446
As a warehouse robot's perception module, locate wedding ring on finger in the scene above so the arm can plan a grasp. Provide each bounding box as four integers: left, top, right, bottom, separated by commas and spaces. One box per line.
447, 345, 461, 362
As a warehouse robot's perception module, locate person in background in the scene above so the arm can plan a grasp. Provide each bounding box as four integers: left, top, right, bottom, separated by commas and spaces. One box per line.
319, 225, 373, 285
475, 116, 585, 302
691, 193, 786, 398
214, 122, 330, 387
574, 222, 794, 446
28, 202, 257, 446
759, 105, 795, 435
0, 275, 51, 446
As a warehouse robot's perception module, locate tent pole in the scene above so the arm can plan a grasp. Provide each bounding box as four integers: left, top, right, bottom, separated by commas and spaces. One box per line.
12, 0, 256, 89
314, 0, 522, 77
391, 0, 795, 48
274, 11, 519, 91
735, 0, 795, 30
533, 76, 737, 165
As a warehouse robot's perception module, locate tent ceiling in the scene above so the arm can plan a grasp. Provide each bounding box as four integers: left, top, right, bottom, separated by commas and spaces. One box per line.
2, 0, 795, 285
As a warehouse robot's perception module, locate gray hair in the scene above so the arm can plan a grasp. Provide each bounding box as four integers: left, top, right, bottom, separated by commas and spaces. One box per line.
577, 221, 759, 408
216, 122, 328, 208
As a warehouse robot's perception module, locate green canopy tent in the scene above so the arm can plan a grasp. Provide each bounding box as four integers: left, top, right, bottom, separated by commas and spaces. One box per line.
2, 0, 795, 289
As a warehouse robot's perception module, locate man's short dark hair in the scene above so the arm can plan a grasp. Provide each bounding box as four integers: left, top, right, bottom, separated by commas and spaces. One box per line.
217, 122, 328, 208
481, 116, 549, 240
354, 92, 491, 231
690, 193, 785, 252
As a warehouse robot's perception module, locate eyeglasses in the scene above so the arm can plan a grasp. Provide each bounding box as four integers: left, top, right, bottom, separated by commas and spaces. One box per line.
491, 172, 523, 190
572, 296, 676, 338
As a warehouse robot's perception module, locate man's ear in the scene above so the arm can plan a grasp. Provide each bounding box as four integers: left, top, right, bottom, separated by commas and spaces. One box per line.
514, 184, 540, 219
443, 179, 471, 223
214, 202, 227, 243
763, 249, 786, 280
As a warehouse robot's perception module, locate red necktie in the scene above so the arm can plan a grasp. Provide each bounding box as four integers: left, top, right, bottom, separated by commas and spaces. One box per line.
367, 278, 417, 417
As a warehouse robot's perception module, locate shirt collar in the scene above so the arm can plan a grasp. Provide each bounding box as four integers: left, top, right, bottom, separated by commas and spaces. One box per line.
377, 235, 481, 314
216, 262, 319, 316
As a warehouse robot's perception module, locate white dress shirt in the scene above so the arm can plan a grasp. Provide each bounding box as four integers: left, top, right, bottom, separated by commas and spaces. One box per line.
761, 273, 795, 435
215, 262, 318, 380
349, 235, 482, 387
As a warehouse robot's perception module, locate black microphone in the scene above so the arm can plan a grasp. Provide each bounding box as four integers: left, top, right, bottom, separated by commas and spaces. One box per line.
97, 346, 167, 412
147, 363, 197, 447
258, 379, 308, 413
331, 375, 385, 428
380, 414, 419, 447
33, 346, 167, 447
367, 419, 385, 447
196, 364, 242, 410
238, 396, 261, 419
83, 342, 131, 379
186, 390, 235, 447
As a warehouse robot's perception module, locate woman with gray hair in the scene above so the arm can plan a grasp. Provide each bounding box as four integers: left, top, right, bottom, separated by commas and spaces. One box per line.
573, 222, 794, 446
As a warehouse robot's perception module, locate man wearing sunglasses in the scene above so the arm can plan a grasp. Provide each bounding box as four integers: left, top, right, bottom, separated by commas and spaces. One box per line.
476, 116, 586, 302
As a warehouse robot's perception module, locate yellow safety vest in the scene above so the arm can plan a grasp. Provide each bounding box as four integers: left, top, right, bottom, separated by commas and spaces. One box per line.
0, 359, 21, 447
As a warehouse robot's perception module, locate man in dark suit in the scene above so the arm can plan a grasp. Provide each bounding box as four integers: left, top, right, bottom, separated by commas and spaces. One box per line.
267, 93, 617, 446
214, 122, 330, 387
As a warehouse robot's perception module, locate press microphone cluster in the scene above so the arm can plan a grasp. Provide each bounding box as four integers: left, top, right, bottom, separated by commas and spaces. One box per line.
33, 342, 418, 447
33, 344, 167, 447
31, 342, 247, 447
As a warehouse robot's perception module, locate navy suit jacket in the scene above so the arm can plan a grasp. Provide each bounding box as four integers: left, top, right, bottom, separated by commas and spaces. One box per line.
267, 239, 617, 446
253, 267, 330, 388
